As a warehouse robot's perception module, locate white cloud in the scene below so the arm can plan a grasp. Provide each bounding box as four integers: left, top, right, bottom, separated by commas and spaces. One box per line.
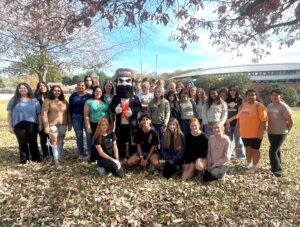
107, 16, 300, 74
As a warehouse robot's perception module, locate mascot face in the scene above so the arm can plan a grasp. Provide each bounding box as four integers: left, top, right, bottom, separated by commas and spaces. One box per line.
115, 68, 135, 98
117, 77, 132, 87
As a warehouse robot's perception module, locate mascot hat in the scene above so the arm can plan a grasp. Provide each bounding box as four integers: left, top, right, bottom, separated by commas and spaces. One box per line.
115, 68, 136, 80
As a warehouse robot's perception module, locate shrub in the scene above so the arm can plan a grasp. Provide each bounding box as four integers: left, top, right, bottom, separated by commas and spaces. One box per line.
260, 83, 299, 107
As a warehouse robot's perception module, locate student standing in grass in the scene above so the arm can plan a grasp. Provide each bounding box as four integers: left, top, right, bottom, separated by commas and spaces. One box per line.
176, 82, 184, 95
267, 89, 293, 177
203, 123, 231, 182
127, 114, 160, 169
84, 75, 95, 95
202, 88, 227, 139
69, 81, 92, 161
182, 118, 208, 181
166, 90, 180, 119
84, 86, 111, 162
34, 81, 51, 159
189, 86, 197, 101
103, 80, 115, 105
227, 89, 268, 173
42, 85, 72, 167
162, 118, 185, 179
7, 83, 42, 164
195, 87, 208, 126
225, 85, 245, 159
138, 81, 153, 113
147, 86, 170, 149
93, 118, 124, 177
178, 88, 198, 135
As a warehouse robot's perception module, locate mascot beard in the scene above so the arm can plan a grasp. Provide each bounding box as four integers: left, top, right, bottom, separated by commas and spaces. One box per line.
116, 85, 133, 99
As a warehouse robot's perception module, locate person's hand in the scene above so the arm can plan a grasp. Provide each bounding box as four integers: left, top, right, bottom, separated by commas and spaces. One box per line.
142, 159, 148, 168
44, 127, 49, 134
8, 126, 14, 134
115, 104, 122, 114
87, 127, 92, 134
113, 159, 121, 169
125, 107, 132, 117
140, 157, 144, 166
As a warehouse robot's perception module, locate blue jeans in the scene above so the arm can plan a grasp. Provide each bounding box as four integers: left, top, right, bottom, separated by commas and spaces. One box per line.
225, 125, 245, 158
72, 114, 92, 156
180, 119, 191, 135
204, 124, 213, 139
49, 124, 67, 160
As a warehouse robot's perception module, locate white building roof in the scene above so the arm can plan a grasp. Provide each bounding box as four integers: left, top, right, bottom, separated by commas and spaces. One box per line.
171, 63, 300, 79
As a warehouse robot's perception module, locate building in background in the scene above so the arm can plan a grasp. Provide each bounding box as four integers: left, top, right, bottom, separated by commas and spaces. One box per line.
170, 63, 300, 84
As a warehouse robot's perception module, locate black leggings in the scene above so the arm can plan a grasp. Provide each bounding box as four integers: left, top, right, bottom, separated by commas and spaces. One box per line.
38, 130, 51, 157
163, 161, 181, 179
203, 166, 228, 182
90, 122, 98, 162
14, 121, 41, 164
268, 134, 287, 174
98, 158, 124, 177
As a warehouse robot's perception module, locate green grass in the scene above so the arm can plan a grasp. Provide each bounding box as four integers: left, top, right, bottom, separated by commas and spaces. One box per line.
0, 100, 299, 226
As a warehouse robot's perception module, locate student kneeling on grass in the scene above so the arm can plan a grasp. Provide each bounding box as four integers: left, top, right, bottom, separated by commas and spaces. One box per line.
93, 118, 124, 177
203, 122, 231, 182
127, 113, 160, 169
162, 118, 185, 179
182, 118, 208, 181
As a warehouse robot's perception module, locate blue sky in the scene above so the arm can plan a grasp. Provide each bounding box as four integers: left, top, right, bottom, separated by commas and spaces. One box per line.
104, 24, 300, 76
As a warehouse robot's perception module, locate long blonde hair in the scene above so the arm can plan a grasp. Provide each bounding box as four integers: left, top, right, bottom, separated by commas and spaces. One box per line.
92, 118, 112, 144
163, 118, 184, 151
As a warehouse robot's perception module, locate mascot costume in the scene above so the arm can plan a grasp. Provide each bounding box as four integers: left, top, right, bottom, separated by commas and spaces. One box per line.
110, 68, 142, 159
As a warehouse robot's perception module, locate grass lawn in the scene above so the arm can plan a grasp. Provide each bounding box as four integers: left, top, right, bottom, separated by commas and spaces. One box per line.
0, 99, 299, 226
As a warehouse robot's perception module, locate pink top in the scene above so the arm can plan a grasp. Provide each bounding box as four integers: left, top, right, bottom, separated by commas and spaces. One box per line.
207, 135, 231, 170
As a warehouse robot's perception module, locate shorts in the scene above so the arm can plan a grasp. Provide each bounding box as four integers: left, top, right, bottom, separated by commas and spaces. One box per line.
242, 138, 262, 150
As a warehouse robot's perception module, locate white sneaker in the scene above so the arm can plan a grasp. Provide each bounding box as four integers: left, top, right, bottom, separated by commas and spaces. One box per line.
77, 155, 84, 161
220, 173, 226, 182
247, 162, 253, 169
249, 165, 257, 173
97, 167, 106, 177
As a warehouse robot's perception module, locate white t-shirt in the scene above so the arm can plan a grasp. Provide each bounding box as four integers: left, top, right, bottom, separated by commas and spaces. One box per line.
267, 102, 292, 134
138, 93, 154, 105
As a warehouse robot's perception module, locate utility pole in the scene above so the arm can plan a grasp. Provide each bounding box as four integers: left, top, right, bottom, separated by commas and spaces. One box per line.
139, 42, 143, 75
156, 54, 158, 77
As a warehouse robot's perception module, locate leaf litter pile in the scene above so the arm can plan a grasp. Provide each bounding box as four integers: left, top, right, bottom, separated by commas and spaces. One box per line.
0, 110, 300, 226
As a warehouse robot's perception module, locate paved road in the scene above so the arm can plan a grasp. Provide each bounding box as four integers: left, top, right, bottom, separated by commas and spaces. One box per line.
0, 94, 13, 101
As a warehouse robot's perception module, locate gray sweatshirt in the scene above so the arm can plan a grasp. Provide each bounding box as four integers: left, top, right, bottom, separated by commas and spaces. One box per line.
202, 102, 228, 125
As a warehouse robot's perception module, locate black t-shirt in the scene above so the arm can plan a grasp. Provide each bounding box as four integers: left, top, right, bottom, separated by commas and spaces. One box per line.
95, 132, 117, 158
226, 97, 243, 126
134, 128, 159, 154
183, 133, 208, 163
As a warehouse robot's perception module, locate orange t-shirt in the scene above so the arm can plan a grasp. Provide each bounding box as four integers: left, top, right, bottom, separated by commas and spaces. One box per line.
236, 102, 268, 138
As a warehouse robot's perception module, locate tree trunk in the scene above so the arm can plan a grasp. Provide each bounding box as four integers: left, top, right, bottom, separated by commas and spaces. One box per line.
37, 66, 47, 82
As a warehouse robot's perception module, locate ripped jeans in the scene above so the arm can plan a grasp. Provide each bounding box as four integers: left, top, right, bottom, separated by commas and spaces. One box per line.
48, 125, 67, 160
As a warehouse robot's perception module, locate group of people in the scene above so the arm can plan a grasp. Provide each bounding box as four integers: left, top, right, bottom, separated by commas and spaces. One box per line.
7, 68, 293, 182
